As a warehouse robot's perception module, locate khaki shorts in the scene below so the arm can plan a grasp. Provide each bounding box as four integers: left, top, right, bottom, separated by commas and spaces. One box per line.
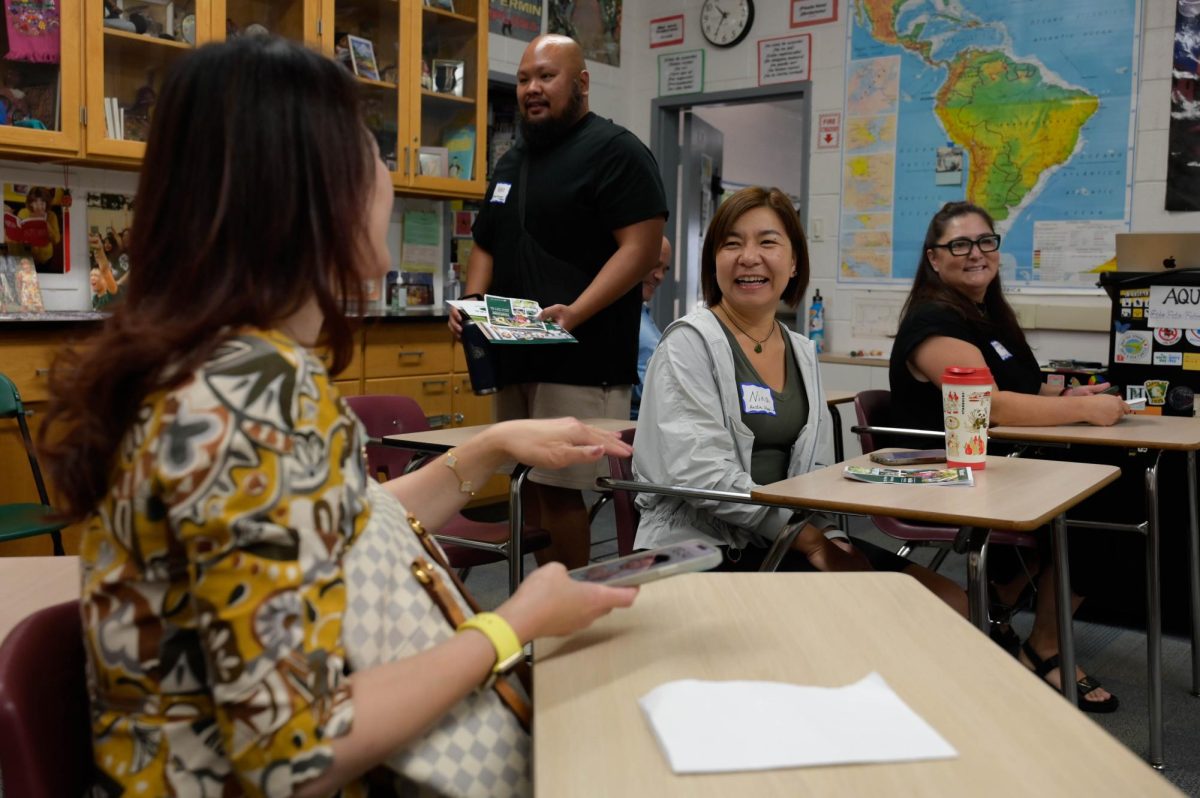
496, 383, 632, 490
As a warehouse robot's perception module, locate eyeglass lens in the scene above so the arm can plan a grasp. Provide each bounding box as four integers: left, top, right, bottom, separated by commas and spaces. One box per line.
946, 235, 1000, 255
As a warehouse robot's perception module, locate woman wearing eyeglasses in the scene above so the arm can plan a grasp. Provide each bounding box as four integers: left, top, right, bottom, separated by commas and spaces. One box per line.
889, 201, 1129, 713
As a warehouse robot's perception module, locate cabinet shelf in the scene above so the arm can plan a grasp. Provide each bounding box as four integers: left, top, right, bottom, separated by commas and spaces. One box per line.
422, 6, 476, 24
420, 89, 476, 106
103, 27, 195, 51
358, 75, 398, 91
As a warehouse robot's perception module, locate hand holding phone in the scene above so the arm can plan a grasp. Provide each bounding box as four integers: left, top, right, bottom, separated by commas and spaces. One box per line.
568, 540, 722, 587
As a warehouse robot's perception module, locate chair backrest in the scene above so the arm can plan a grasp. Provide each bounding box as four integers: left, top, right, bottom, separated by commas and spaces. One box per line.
345, 394, 431, 481
607, 427, 638, 557
0, 601, 92, 798
853, 389, 891, 454
0, 371, 53, 506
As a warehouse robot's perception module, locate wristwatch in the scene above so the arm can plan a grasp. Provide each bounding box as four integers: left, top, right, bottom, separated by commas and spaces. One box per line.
457, 612, 523, 688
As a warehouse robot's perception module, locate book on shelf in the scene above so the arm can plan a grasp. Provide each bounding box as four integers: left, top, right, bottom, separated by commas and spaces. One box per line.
443, 125, 475, 180
446, 294, 577, 344
842, 465, 975, 487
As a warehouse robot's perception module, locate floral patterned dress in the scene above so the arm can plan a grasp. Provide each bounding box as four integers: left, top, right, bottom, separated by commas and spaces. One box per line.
80, 328, 370, 798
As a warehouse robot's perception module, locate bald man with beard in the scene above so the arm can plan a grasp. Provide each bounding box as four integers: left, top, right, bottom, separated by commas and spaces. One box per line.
451, 35, 668, 568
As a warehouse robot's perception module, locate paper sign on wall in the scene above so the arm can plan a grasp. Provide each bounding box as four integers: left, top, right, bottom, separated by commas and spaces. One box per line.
817, 112, 841, 149
659, 50, 704, 96
758, 34, 811, 86
790, 0, 837, 28
650, 15, 684, 48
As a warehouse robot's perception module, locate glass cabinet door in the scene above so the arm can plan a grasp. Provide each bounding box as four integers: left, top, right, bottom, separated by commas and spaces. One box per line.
85, 0, 211, 160
409, 0, 485, 195
215, 0, 317, 46
0, 0, 82, 156
330, 0, 401, 175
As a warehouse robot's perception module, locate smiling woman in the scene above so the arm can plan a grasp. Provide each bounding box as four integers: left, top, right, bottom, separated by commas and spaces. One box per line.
631, 186, 968, 616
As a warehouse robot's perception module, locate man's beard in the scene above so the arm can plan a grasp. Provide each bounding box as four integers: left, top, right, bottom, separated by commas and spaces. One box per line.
519, 82, 585, 151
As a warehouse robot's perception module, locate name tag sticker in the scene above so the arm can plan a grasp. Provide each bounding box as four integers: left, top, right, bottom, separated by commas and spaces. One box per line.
990, 340, 1013, 360
491, 183, 512, 203
740, 383, 776, 415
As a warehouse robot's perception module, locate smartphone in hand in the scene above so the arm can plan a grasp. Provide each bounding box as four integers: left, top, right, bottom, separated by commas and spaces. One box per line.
868, 449, 947, 466
568, 540, 722, 587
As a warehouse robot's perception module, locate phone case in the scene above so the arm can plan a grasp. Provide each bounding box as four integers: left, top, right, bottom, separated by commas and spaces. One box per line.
869, 449, 947, 466
568, 542, 723, 587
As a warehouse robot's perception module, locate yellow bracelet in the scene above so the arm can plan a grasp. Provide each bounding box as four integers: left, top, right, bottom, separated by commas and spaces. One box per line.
457, 612, 523, 686
443, 448, 476, 497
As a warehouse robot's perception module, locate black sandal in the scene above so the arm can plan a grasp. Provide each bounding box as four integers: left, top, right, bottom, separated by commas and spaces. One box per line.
989, 624, 1021, 657
1020, 641, 1119, 714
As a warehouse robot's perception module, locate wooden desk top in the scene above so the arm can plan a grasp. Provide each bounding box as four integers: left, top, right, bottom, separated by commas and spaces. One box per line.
823, 390, 857, 406
751, 451, 1120, 531
383, 417, 635, 452
0, 556, 80, 645
534, 573, 1178, 797
990, 414, 1200, 450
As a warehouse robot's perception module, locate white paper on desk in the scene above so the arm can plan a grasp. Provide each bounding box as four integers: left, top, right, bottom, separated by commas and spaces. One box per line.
638, 672, 957, 774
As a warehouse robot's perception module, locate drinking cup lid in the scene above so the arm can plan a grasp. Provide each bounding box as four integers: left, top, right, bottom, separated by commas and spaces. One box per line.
942, 366, 993, 385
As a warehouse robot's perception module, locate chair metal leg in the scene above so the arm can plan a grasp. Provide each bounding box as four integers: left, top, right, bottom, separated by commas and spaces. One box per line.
1145, 452, 1164, 769
1187, 450, 1200, 698
507, 465, 532, 595
587, 492, 613, 525
928, 547, 949, 573
457, 567, 472, 582
963, 526, 991, 633
50, 529, 64, 557
1052, 514, 1077, 707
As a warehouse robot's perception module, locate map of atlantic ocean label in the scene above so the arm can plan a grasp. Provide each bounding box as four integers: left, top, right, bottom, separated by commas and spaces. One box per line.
840, 1, 1139, 287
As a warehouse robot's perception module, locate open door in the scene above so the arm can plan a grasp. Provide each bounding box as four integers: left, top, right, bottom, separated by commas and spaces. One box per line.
674, 112, 724, 318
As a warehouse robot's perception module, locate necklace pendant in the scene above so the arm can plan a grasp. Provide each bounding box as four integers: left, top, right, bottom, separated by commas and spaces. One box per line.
753, 343, 762, 354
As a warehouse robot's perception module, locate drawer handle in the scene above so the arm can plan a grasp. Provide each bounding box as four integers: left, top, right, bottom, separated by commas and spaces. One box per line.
399, 350, 426, 360
34, 368, 50, 376
427, 414, 451, 428
422, 380, 449, 390
453, 413, 465, 424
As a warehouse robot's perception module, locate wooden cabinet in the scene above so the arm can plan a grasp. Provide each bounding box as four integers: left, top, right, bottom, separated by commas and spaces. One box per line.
75, 0, 487, 195
327, 0, 488, 197
0, 2, 84, 159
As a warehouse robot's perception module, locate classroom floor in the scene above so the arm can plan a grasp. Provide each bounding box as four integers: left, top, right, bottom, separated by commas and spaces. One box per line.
462, 497, 1200, 796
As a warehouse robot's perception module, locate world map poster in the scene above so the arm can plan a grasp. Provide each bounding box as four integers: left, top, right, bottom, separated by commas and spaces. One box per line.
839, 1, 1140, 289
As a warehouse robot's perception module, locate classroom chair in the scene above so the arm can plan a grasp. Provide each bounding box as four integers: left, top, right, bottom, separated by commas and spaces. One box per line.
606, 427, 638, 556
0, 372, 67, 555
0, 600, 92, 797
852, 389, 1039, 565
344, 394, 549, 577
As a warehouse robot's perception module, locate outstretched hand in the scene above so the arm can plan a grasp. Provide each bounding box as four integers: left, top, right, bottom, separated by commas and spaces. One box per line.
484, 417, 631, 471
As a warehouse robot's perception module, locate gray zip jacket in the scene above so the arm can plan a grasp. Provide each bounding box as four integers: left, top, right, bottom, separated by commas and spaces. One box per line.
632, 307, 835, 551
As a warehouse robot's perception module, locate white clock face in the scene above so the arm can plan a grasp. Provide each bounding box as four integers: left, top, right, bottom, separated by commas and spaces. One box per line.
701, 0, 754, 48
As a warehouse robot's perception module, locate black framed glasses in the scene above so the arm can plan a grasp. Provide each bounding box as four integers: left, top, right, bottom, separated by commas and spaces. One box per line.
929, 234, 1001, 257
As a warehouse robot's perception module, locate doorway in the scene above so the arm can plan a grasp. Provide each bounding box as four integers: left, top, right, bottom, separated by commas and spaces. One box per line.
649, 85, 811, 329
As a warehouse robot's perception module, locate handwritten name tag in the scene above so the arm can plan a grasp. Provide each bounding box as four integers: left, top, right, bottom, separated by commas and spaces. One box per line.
990, 340, 1013, 361
741, 383, 776, 415
491, 182, 512, 203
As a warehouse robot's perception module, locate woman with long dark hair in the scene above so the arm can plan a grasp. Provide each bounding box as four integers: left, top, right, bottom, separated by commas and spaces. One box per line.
41, 37, 635, 797
890, 201, 1129, 713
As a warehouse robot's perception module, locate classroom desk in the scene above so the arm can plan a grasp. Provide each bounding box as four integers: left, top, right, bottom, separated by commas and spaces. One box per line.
0, 555, 79, 645
751, 452, 1120, 714
383, 417, 634, 594
534, 572, 1180, 797
990, 415, 1200, 769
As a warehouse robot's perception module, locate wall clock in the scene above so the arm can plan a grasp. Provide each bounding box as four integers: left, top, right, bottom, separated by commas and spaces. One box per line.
700, 0, 755, 48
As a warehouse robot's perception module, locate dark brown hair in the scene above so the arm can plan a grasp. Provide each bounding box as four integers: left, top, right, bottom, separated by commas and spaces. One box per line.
700, 186, 809, 309
41, 36, 374, 519
898, 201, 1025, 347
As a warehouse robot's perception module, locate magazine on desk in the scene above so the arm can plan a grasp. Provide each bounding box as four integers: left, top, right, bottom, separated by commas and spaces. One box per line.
447, 294, 577, 344
843, 465, 975, 486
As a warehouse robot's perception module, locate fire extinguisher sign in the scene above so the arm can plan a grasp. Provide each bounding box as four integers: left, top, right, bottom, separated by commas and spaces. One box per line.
817, 112, 840, 150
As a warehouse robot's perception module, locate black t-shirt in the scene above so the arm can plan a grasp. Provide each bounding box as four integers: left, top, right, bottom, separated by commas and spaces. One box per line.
473, 112, 668, 386
889, 302, 1042, 431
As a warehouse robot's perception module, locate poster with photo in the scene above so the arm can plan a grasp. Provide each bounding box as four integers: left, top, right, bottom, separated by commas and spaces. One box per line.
0, 255, 43, 312
489, 0, 542, 42
2, 183, 69, 274
1168, 0, 1200, 210
548, 0, 621, 66
86, 192, 136, 311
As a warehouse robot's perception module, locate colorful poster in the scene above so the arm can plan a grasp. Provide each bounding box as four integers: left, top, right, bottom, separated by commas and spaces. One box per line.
2, 183, 69, 274
85, 192, 135, 311
489, 0, 542, 42
1167, 0, 1200, 210
548, 0, 621, 67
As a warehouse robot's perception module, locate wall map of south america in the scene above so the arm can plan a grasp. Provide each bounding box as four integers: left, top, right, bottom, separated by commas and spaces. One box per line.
840, 1, 1138, 288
